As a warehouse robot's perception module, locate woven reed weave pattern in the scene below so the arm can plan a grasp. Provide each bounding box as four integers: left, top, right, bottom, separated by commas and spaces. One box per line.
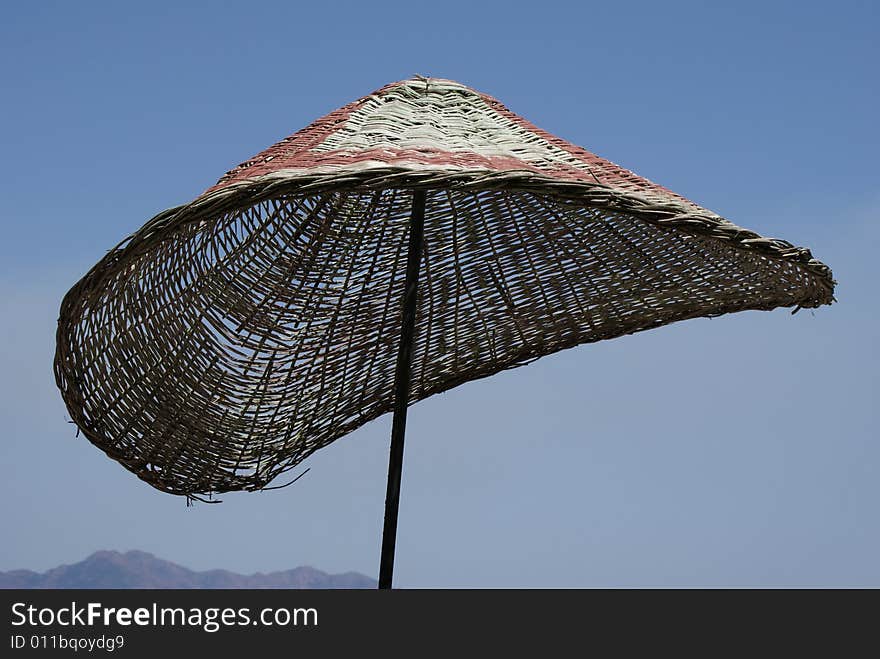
55, 78, 835, 498
209, 78, 698, 205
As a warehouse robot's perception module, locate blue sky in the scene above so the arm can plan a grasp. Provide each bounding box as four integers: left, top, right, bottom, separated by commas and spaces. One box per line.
1, 1, 877, 586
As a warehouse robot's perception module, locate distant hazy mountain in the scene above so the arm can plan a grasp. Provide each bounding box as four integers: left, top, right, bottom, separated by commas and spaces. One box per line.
0, 550, 376, 589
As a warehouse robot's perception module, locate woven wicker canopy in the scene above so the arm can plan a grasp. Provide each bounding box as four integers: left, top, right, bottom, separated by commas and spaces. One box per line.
55, 76, 834, 504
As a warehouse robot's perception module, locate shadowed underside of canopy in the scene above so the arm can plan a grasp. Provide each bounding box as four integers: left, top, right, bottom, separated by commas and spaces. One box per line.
54, 77, 835, 497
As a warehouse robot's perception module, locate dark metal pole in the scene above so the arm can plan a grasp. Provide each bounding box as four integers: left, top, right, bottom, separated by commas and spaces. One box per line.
378, 189, 426, 590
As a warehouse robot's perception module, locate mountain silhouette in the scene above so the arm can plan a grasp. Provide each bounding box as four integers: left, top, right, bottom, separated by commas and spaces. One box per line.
0, 550, 376, 589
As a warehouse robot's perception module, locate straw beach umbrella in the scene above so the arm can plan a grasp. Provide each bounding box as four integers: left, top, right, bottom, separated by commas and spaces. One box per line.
55, 76, 834, 588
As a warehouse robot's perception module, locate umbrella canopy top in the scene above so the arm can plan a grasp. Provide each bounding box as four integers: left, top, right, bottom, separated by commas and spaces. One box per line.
55, 77, 834, 499
208, 76, 693, 204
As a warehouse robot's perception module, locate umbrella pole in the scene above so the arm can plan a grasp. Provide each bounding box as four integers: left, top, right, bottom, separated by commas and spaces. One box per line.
378, 188, 426, 589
